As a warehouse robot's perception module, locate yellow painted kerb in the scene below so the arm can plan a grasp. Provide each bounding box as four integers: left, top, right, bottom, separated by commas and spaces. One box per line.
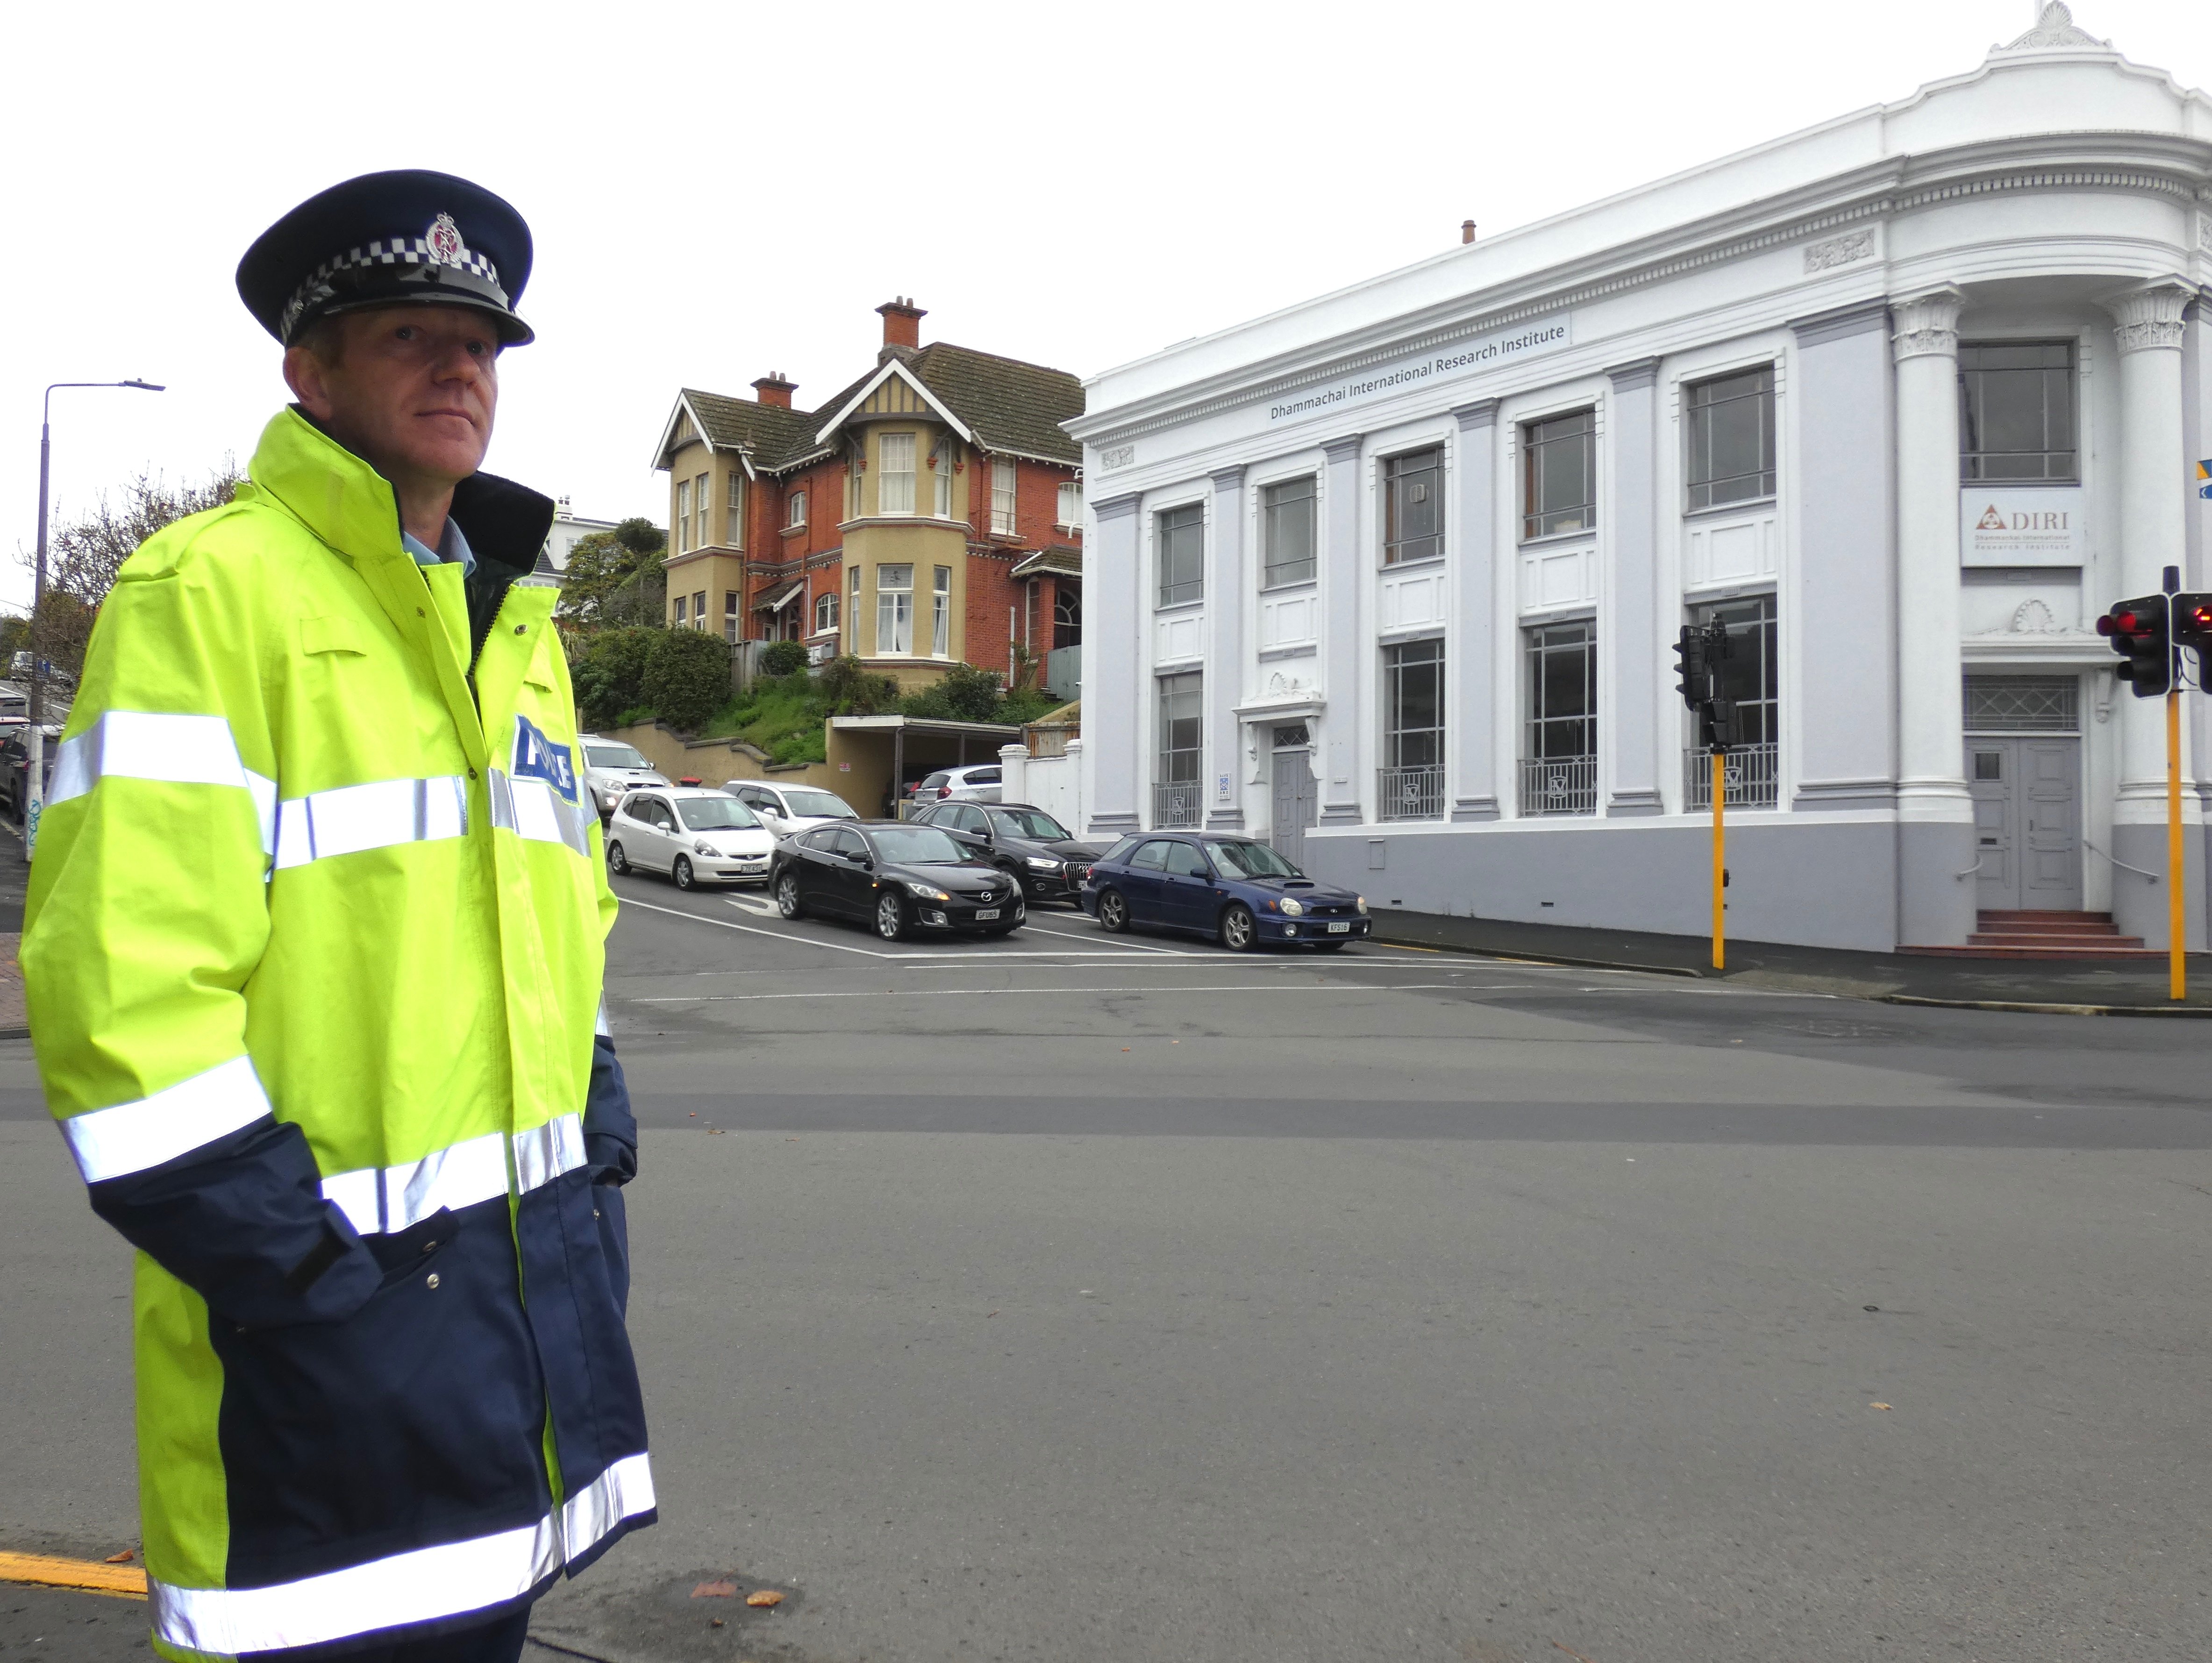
0, 1549, 149, 1599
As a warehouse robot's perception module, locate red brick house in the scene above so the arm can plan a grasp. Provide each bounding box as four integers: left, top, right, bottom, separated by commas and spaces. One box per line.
650, 299, 1084, 694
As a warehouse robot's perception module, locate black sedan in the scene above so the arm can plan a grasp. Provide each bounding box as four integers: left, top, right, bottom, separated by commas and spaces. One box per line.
1079, 833, 1370, 951
771, 819, 1026, 942
911, 800, 1103, 906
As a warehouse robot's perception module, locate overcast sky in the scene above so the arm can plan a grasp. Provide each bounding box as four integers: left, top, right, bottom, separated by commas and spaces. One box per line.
1, 0, 2201, 611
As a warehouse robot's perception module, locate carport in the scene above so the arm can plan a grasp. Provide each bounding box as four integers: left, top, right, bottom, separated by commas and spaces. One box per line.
826, 715, 1024, 818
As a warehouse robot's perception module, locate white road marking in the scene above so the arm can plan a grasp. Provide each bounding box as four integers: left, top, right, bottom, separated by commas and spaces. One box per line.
633, 983, 1528, 1004
728, 893, 779, 917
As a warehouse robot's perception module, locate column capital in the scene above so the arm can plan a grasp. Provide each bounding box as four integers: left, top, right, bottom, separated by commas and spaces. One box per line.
2101, 280, 2197, 355
1209, 464, 1247, 492
1451, 398, 1500, 432
1890, 286, 1967, 363
1321, 434, 1364, 464
1091, 492, 1143, 522
1605, 357, 1662, 393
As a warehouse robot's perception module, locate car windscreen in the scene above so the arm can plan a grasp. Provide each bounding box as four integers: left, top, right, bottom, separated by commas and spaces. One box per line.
1206, 840, 1305, 880
989, 808, 1070, 841
584, 744, 650, 770
869, 826, 971, 866
782, 789, 857, 818
676, 797, 761, 832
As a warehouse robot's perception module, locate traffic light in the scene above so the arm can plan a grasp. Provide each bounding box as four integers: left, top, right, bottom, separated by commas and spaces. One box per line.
2096, 594, 2172, 697
1699, 697, 1741, 752
2175, 592, 2212, 679
1671, 625, 1706, 709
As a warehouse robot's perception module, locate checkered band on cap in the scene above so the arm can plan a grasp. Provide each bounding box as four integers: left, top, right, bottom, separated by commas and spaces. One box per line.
281, 217, 506, 339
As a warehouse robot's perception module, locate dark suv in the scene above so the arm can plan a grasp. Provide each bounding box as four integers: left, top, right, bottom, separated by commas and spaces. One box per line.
912, 800, 1103, 907
0, 725, 58, 821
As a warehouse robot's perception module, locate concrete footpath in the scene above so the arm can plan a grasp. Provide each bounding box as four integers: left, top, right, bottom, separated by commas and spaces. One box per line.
1371, 907, 2212, 1012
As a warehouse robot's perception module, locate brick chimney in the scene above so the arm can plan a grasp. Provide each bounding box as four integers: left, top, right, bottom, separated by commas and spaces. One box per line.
1461, 220, 1477, 245
751, 371, 795, 409
877, 296, 926, 352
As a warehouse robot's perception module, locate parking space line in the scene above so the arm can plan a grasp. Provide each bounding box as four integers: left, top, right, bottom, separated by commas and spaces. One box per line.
621, 896, 906, 957
1019, 921, 1197, 955
633, 982, 1523, 1004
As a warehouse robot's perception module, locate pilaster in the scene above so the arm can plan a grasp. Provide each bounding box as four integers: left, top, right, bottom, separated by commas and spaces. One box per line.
1206, 466, 1248, 829
1890, 285, 1974, 946
1318, 434, 1367, 825
1084, 492, 1143, 834
1449, 400, 1501, 820
1603, 361, 1663, 816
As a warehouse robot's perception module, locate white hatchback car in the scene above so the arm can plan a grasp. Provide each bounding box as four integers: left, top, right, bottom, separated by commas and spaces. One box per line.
721, 780, 862, 841
908, 763, 1003, 806
605, 787, 775, 889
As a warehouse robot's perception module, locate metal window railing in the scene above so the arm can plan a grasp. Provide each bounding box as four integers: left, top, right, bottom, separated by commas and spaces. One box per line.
1519, 755, 1597, 817
1377, 765, 1446, 822
1152, 781, 1202, 828
1683, 742, 1779, 810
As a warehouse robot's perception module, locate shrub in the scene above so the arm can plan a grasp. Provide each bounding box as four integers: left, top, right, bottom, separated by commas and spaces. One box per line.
642, 629, 734, 732
815, 655, 902, 716
901, 662, 1005, 723
759, 639, 810, 677
569, 627, 659, 730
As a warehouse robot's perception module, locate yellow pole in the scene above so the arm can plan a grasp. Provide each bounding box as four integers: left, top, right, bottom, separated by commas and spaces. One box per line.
1711, 749, 1726, 972
2168, 687, 2185, 1002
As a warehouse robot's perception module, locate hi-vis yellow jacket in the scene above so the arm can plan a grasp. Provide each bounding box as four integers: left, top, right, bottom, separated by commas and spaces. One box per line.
23, 408, 653, 1660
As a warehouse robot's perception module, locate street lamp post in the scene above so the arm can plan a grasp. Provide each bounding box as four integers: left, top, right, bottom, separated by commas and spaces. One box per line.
26, 379, 164, 862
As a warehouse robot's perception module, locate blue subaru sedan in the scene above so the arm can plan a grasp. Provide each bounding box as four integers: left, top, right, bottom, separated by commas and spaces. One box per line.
1078, 832, 1371, 952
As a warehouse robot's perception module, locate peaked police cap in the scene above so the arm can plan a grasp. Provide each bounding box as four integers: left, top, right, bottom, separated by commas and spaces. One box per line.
237, 169, 535, 347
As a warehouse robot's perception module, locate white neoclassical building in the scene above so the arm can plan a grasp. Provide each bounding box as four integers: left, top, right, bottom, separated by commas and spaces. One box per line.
1067, 5, 2212, 952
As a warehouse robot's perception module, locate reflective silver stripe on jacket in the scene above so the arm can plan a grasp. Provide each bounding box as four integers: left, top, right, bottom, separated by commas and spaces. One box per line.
57, 1055, 273, 1185
320, 1112, 589, 1237
273, 775, 468, 871
48, 711, 277, 856
488, 768, 592, 858
150, 1452, 655, 1655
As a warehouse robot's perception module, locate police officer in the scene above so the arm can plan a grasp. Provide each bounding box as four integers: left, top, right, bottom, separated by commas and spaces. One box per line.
23, 171, 653, 1663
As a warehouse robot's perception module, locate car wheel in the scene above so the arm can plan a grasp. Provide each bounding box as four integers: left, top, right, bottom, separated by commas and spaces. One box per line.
775, 871, 804, 918
1220, 903, 1257, 952
606, 841, 630, 876
875, 890, 907, 942
1097, 889, 1129, 932
673, 855, 696, 891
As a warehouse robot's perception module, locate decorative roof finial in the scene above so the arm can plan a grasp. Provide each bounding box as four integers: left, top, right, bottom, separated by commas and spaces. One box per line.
1995, 1, 2108, 52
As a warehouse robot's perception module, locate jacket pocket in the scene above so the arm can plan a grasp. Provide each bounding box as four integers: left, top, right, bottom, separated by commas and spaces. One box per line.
210, 1192, 551, 1590
300, 615, 368, 657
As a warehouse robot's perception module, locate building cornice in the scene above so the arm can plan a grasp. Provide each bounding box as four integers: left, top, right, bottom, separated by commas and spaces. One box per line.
1069, 134, 2212, 451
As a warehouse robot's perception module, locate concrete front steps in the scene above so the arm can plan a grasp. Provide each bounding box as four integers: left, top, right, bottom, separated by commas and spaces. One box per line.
1901, 910, 2161, 960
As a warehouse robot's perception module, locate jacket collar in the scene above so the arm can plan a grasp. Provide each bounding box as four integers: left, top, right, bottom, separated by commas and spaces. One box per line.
244, 406, 557, 772
244, 405, 555, 578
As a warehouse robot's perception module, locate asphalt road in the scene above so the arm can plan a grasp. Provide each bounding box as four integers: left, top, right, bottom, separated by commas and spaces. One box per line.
2, 869, 2208, 1662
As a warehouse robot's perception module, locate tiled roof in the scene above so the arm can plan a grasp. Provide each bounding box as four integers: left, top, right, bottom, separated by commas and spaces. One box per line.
905, 343, 1083, 465
675, 389, 819, 463
670, 340, 1084, 477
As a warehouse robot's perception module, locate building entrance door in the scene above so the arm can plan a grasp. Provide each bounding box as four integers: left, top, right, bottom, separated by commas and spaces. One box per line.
1269, 725, 1315, 870
1965, 737, 2082, 911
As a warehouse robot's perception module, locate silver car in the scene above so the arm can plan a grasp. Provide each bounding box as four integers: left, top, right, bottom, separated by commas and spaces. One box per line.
605, 787, 776, 889
722, 780, 861, 841
579, 735, 670, 818
908, 763, 1003, 806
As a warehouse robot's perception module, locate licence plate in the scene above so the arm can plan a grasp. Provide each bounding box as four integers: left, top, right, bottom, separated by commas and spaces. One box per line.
1327, 921, 1350, 934
976, 908, 1001, 921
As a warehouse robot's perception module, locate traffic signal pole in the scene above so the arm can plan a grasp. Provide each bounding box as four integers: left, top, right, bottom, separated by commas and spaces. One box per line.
2167, 687, 2185, 1001
1710, 749, 1725, 971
